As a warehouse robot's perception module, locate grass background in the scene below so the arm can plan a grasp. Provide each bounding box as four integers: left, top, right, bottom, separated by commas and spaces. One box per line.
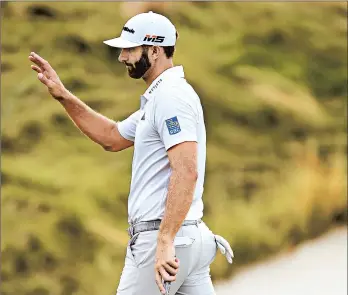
1, 2, 347, 295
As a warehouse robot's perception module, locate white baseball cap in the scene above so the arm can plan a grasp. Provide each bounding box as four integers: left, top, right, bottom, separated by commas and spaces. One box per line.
103, 11, 177, 48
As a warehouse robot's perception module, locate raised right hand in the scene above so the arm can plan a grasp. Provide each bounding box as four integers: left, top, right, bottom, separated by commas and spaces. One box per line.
28, 52, 67, 100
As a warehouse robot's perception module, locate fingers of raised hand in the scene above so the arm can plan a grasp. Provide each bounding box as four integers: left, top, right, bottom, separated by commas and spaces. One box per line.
31, 65, 42, 73
29, 52, 50, 70
37, 72, 47, 84
37, 73, 54, 88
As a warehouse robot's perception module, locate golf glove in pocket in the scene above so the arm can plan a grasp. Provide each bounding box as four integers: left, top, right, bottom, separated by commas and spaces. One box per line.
214, 234, 234, 264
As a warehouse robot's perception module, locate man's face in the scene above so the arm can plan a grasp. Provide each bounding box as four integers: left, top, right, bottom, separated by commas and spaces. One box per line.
118, 46, 151, 79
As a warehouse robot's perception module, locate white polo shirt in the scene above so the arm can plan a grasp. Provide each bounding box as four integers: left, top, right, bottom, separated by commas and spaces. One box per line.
117, 66, 206, 224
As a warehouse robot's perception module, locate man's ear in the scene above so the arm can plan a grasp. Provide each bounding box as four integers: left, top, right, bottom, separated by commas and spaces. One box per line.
151, 46, 161, 60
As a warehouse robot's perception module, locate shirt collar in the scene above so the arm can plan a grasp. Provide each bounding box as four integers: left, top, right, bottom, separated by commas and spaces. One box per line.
141, 66, 185, 106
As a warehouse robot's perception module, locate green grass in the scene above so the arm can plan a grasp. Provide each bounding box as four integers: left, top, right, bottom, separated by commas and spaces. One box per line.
1, 2, 347, 294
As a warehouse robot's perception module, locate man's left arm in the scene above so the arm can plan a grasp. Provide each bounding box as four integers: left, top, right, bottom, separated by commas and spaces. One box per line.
153, 91, 199, 294
155, 142, 197, 293
158, 141, 198, 243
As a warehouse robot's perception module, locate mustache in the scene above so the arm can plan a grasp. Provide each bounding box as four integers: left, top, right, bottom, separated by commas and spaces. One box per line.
124, 62, 134, 67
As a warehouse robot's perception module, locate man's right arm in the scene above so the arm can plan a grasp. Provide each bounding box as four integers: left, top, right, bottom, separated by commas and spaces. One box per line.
59, 91, 133, 152
28, 51, 133, 152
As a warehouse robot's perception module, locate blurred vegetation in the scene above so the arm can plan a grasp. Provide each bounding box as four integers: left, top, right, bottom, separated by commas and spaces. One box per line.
1, 2, 347, 295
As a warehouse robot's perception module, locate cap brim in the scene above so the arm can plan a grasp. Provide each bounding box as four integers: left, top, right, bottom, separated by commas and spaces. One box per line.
103, 37, 141, 48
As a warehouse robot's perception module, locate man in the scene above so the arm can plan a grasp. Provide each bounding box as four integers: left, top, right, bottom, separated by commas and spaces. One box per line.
29, 11, 233, 295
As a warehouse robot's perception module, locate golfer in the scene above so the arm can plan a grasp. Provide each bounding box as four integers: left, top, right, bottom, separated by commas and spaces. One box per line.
29, 11, 233, 295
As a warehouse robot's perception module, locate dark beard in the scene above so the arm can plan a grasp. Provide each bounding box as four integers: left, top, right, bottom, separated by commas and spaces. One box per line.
125, 48, 151, 79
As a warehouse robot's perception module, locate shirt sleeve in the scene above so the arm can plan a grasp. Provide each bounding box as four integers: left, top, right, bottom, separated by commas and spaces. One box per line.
155, 91, 198, 151
117, 110, 140, 142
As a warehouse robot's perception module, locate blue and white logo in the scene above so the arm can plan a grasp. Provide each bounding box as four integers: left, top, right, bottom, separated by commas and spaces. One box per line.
165, 116, 181, 135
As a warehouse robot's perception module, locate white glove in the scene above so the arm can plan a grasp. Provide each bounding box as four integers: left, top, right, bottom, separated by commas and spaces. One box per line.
214, 234, 234, 264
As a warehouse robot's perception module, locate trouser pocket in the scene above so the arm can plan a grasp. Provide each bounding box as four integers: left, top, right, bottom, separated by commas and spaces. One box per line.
174, 236, 195, 248
129, 231, 158, 268
127, 233, 140, 263
129, 231, 196, 268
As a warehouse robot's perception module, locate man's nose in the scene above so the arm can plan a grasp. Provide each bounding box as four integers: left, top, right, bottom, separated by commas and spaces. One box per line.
118, 49, 127, 63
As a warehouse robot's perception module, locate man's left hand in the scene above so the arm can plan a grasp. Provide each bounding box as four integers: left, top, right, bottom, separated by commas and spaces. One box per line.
155, 238, 179, 294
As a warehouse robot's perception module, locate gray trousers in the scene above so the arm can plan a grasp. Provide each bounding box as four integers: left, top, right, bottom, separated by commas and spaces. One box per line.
116, 221, 217, 295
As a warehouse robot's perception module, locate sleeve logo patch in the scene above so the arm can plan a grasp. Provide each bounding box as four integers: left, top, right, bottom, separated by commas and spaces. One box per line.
165, 116, 181, 135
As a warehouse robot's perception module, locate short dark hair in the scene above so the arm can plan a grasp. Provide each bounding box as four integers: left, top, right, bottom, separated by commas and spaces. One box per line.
162, 31, 179, 58
163, 46, 175, 58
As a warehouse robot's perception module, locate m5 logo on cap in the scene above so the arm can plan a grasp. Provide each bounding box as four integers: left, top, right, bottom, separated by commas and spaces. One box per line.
143, 35, 165, 43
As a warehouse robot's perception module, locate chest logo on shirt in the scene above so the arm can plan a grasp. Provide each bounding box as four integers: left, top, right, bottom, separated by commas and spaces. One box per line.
165, 116, 181, 135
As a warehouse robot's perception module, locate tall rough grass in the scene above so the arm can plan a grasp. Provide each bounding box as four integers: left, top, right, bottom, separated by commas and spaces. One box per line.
1, 2, 347, 294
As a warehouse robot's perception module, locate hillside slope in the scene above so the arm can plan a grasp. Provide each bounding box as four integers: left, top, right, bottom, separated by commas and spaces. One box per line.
1, 2, 347, 295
